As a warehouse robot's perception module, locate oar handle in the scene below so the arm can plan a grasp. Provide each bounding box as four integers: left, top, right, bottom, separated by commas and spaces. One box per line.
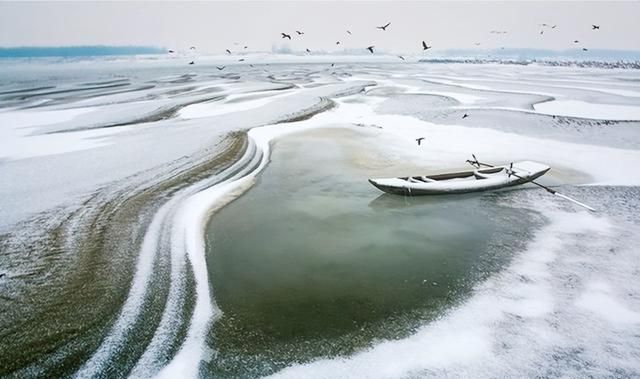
467, 155, 596, 212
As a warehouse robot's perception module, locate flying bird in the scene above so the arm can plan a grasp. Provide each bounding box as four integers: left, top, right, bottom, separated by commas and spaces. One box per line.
540, 30, 544, 35
216, 66, 225, 70
296, 30, 304, 35
422, 41, 432, 50
188, 61, 195, 65
238, 58, 245, 61
189, 46, 196, 50
376, 22, 391, 31
346, 30, 352, 35
397, 55, 405, 60
574, 40, 580, 43
462, 113, 469, 119
336, 41, 341, 45
474, 42, 481, 46
592, 25, 600, 30
168, 49, 175, 53
582, 48, 589, 51
281, 33, 292, 40
367, 46, 375, 53
551, 25, 557, 29
416, 137, 426, 145
331, 63, 335, 67
226, 49, 231, 54
249, 64, 254, 67
306, 48, 311, 53
244, 46, 248, 49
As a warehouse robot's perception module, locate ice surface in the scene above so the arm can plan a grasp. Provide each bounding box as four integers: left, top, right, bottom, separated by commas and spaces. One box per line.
1, 57, 640, 379
534, 99, 640, 120
268, 208, 640, 379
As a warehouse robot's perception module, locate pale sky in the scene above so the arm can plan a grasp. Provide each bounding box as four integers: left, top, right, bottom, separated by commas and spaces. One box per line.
1, 1, 639, 54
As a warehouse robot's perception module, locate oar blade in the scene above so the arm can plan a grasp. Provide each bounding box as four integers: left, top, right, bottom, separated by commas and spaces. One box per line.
554, 193, 596, 212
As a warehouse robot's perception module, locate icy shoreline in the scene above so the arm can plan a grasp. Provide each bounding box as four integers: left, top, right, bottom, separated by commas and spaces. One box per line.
2, 61, 640, 378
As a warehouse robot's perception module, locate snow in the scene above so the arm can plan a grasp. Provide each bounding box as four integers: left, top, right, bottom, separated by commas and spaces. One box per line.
2, 58, 640, 379
534, 99, 640, 120
267, 211, 632, 379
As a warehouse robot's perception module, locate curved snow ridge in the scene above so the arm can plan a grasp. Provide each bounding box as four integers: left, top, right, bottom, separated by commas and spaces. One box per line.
152, 107, 370, 378
533, 99, 640, 121
80, 102, 342, 379
419, 77, 563, 99
266, 207, 624, 379
0, 106, 110, 161
178, 90, 295, 119
74, 138, 261, 379
145, 139, 265, 379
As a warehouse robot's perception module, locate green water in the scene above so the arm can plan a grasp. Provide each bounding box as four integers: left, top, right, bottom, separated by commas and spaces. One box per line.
204, 128, 538, 378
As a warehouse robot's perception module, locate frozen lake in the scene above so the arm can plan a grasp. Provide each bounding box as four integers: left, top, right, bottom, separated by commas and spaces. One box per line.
1, 57, 640, 378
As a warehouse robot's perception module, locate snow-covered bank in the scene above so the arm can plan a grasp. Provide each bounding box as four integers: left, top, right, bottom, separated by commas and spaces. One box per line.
534, 99, 640, 120
2, 59, 640, 379
268, 204, 640, 378
149, 84, 640, 376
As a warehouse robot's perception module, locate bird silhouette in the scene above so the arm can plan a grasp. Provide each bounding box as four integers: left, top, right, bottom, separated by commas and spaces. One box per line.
474, 42, 481, 46
336, 41, 341, 45
238, 58, 245, 61
249, 64, 254, 67
346, 30, 352, 35
574, 40, 580, 43
367, 46, 375, 53
168, 49, 175, 53
416, 137, 425, 145
306, 48, 311, 53
592, 25, 600, 30
540, 30, 544, 35
188, 61, 195, 65
422, 41, 432, 50
216, 66, 225, 70
190, 46, 196, 50
331, 63, 335, 67
281, 33, 292, 40
376, 22, 391, 31
397, 55, 405, 60
462, 113, 469, 119
226, 49, 231, 54
582, 48, 589, 51
296, 30, 304, 35
244, 46, 248, 49
551, 25, 557, 29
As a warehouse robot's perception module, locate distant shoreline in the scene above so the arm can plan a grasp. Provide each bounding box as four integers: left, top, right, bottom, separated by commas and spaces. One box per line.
0, 45, 165, 58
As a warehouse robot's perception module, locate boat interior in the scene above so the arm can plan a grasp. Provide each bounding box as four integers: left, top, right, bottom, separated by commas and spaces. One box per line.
400, 167, 507, 183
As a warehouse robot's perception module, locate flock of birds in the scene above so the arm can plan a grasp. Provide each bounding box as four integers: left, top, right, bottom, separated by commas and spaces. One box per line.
173, 21, 445, 66
168, 22, 603, 144
174, 22, 600, 66
172, 22, 603, 66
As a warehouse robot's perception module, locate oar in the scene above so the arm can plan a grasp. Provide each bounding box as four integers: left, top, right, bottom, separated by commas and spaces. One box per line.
467, 155, 596, 212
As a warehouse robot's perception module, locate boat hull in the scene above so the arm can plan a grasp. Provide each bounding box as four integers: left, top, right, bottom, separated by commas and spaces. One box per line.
369, 161, 550, 196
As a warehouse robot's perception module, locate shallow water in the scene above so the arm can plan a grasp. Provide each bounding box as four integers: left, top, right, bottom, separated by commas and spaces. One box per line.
204, 128, 540, 378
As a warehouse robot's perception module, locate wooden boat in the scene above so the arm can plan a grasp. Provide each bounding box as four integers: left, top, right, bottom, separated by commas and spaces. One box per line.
368, 161, 550, 196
